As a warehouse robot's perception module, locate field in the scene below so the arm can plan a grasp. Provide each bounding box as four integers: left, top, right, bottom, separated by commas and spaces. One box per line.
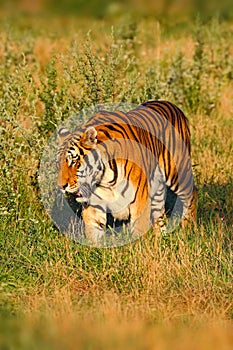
0, 3, 233, 349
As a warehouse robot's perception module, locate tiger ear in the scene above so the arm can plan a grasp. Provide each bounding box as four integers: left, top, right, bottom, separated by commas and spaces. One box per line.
58, 128, 70, 143
81, 126, 97, 147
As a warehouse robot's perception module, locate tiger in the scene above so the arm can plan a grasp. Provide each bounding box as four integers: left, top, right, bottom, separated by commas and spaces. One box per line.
57, 100, 198, 245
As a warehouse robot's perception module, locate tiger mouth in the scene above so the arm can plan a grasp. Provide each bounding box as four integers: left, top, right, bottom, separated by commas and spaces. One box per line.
69, 191, 89, 204
72, 191, 83, 198
65, 183, 92, 203
63, 190, 83, 199
70, 191, 86, 202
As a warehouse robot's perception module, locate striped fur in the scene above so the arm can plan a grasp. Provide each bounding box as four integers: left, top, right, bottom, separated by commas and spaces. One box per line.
57, 100, 197, 243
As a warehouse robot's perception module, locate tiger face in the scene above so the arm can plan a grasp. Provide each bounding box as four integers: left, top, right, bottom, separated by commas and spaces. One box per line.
57, 126, 105, 203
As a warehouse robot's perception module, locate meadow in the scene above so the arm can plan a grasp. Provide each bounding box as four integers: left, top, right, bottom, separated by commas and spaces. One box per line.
0, 5, 233, 349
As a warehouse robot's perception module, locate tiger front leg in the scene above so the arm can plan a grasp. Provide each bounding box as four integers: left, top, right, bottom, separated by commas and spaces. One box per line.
129, 197, 151, 239
82, 206, 106, 246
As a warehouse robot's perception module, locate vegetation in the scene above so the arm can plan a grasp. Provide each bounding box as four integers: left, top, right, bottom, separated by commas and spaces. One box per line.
0, 4, 233, 349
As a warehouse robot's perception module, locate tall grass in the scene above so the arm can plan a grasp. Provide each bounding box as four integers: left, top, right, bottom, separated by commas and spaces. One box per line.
0, 13, 233, 349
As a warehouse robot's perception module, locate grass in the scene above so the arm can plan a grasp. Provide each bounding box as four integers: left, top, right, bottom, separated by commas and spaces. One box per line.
0, 8, 233, 350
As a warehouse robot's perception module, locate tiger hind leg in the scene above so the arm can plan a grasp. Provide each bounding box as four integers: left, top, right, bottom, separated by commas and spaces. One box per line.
150, 180, 167, 235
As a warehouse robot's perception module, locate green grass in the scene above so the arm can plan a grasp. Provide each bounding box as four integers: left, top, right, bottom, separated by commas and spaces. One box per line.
0, 10, 233, 349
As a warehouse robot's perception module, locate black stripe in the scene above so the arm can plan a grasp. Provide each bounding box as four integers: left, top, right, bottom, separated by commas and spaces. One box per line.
83, 155, 92, 168
122, 180, 130, 197
105, 124, 126, 138
108, 159, 118, 185
91, 149, 99, 162
169, 171, 178, 188
98, 129, 112, 140
124, 158, 129, 175
79, 147, 85, 156
90, 204, 106, 212
130, 181, 141, 205
141, 178, 148, 194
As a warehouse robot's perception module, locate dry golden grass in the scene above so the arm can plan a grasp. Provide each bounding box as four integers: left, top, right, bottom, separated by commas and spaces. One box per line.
12, 286, 233, 350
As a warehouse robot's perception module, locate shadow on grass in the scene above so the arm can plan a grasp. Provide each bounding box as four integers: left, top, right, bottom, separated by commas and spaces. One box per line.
197, 178, 233, 229
50, 178, 233, 243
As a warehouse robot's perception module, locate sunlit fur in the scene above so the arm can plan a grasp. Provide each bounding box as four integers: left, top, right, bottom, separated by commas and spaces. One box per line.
57, 100, 197, 243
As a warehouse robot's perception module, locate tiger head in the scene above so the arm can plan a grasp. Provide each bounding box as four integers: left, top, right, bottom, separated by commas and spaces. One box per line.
56, 126, 105, 203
